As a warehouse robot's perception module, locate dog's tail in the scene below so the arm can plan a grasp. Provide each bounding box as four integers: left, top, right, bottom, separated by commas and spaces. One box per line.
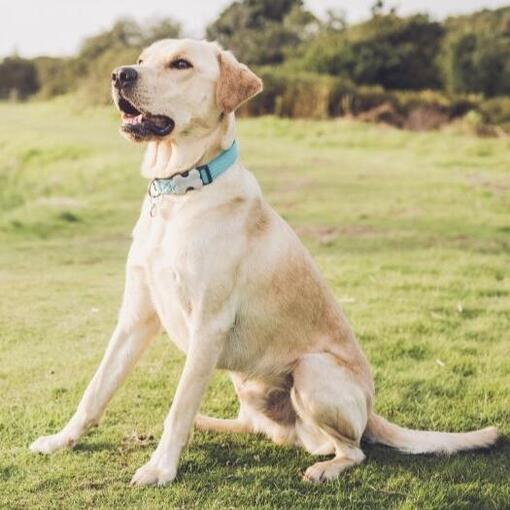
364, 413, 498, 454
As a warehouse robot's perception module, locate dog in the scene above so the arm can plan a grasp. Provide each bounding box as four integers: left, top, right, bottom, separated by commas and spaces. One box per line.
30, 39, 498, 485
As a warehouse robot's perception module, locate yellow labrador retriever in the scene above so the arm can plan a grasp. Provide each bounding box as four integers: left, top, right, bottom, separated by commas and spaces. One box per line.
30, 39, 497, 485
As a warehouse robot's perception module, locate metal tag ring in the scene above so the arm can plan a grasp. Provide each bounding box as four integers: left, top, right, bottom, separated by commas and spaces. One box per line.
148, 180, 161, 199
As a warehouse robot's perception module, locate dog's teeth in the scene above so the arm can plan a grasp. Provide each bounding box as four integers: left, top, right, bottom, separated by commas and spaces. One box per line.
123, 114, 144, 125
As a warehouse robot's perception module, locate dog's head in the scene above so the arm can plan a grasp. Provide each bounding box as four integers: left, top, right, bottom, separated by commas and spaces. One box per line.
112, 39, 263, 143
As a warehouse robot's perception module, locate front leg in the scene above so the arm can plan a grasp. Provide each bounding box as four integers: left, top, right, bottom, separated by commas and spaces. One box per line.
30, 267, 160, 454
131, 316, 230, 486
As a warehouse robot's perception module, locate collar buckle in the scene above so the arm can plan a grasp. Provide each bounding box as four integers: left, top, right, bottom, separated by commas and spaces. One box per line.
171, 168, 204, 194
147, 141, 237, 204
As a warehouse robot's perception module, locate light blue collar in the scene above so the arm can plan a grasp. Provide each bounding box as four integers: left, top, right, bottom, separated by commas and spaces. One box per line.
149, 141, 238, 197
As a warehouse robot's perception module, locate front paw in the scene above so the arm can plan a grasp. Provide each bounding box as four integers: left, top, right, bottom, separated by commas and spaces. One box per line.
130, 461, 177, 487
29, 433, 75, 454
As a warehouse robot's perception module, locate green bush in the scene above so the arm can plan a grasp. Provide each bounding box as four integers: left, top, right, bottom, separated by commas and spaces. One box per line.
478, 97, 510, 130
292, 14, 444, 91
0, 57, 39, 99
1, 5, 508, 135
341, 85, 393, 115
439, 7, 510, 97
240, 68, 355, 118
243, 69, 478, 128
33, 57, 78, 99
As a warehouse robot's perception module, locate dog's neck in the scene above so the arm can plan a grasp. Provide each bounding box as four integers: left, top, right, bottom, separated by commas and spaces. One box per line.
141, 113, 236, 180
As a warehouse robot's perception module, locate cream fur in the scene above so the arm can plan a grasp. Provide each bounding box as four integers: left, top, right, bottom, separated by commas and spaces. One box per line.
30, 39, 498, 486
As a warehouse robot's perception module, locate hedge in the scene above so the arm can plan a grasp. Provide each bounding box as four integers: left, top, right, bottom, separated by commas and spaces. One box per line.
238, 67, 510, 134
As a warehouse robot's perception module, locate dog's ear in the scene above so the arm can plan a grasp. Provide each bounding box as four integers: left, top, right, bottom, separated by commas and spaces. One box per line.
216, 50, 263, 114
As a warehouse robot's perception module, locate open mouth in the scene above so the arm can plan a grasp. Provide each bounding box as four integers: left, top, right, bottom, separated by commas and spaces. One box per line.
117, 96, 175, 139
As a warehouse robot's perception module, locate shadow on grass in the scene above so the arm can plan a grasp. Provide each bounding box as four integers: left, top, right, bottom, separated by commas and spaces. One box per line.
72, 441, 116, 454
20, 431, 509, 509
179, 432, 510, 488
69, 429, 509, 486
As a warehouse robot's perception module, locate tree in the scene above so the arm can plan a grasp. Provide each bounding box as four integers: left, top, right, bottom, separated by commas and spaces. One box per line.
322, 9, 347, 33
33, 57, 77, 98
142, 18, 181, 46
293, 14, 444, 90
78, 19, 144, 63
77, 18, 181, 64
0, 57, 39, 99
438, 6, 510, 96
206, 0, 320, 65
371, 0, 385, 17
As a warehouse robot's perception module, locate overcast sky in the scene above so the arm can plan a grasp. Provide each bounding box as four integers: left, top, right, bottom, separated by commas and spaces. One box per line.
2, 0, 509, 58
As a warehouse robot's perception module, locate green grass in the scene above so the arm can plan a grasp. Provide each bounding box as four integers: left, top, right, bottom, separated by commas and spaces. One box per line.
1, 99, 509, 509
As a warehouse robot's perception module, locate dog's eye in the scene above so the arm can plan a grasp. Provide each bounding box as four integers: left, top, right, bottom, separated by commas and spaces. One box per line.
169, 58, 193, 70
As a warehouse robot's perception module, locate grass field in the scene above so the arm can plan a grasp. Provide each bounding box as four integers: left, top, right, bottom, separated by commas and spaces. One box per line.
1, 99, 509, 509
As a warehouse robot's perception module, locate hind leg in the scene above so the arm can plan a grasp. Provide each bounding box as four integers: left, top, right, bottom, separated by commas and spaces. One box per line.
194, 372, 253, 435
195, 371, 296, 445
291, 353, 369, 483
195, 415, 252, 434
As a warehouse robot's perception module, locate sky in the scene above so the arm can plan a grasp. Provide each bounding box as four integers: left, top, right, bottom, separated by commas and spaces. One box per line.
2, 0, 509, 58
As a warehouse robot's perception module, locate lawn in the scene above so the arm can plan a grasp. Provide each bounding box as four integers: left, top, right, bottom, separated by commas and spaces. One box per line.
0, 99, 509, 509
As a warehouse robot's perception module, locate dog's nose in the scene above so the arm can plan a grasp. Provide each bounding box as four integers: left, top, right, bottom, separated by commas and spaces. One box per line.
112, 66, 138, 88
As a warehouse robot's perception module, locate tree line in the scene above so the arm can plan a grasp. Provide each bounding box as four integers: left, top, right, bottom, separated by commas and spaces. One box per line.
1, 0, 510, 131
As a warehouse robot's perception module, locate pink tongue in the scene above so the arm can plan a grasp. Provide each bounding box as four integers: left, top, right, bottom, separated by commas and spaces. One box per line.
122, 113, 143, 124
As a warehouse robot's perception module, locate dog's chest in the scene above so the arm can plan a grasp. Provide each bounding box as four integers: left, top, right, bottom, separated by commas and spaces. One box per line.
127, 192, 297, 374
130, 201, 200, 353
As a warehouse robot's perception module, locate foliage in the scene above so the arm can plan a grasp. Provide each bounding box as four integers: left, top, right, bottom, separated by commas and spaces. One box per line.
438, 6, 510, 97
77, 18, 181, 63
242, 68, 356, 118
33, 57, 78, 99
206, 0, 321, 65
1, 101, 509, 508
0, 56, 38, 99
478, 97, 510, 131
242, 68, 485, 132
1, 3, 510, 133
292, 13, 444, 91
0, 18, 180, 105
